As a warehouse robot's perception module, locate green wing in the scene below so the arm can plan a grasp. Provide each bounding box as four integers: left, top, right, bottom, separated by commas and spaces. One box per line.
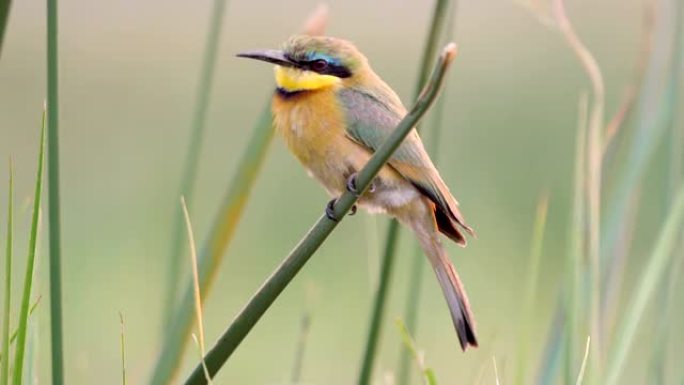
337, 87, 431, 168
338, 87, 473, 238
337, 88, 457, 215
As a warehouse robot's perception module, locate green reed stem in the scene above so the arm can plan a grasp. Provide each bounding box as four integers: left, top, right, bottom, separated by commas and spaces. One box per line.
46, 0, 65, 381
183, 43, 458, 385
358, 226, 399, 385
162, 0, 229, 328
1, 160, 13, 385
361, 1, 453, 384
0, 0, 10, 58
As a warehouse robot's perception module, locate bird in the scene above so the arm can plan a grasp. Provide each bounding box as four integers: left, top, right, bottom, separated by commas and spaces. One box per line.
237, 35, 478, 350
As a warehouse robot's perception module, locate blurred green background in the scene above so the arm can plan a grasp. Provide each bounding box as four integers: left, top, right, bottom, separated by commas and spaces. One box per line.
1, 0, 681, 383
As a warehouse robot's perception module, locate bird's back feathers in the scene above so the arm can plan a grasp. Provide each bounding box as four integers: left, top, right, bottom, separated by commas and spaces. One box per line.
337, 86, 474, 242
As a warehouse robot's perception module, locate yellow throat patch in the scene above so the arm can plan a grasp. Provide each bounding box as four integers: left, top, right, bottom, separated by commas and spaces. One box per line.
274, 65, 341, 92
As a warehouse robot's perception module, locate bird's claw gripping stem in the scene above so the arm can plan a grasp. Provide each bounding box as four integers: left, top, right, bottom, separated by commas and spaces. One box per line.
346, 173, 375, 196
325, 199, 357, 222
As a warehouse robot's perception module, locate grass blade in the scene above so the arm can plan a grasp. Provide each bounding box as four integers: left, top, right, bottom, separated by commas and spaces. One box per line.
535, 298, 566, 385
180, 196, 211, 383
162, 0, 229, 328
396, 319, 439, 385
602, 0, 683, 270
119, 312, 126, 385
0, 0, 10, 58
12, 108, 46, 385
46, 0, 65, 381
361, 1, 453, 383
1, 160, 13, 385
564, 92, 588, 385
514, 195, 549, 385
575, 337, 590, 385
182, 44, 459, 385
604, 185, 684, 385
290, 312, 311, 384
552, 0, 606, 369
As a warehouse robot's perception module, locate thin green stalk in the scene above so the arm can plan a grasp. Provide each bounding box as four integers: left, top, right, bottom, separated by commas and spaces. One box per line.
46, 0, 64, 381
0, 0, 10, 58
290, 312, 311, 384
163, 0, 229, 328
602, 0, 683, 270
397, 3, 457, 384
119, 312, 126, 385
552, 0, 606, 369
358, 226, 398, 385
575, 337, 590, 385
396, 320, 439, 385
565, 93, 588, 385
361, 1, 452, 383
515, 195, 549, 385
535, 298, 566, 385
649, 5, 684, 380
150, 105, 274, 385
183, 44, 459, 385
12, 109, 46, 385
1, 160, 13, 385
604, 185, 684, 385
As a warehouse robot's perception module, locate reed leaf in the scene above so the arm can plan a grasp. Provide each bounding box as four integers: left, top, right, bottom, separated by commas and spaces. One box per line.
604, 185, 684, 385
514, 195, 549, 385
12, 108, 45, 385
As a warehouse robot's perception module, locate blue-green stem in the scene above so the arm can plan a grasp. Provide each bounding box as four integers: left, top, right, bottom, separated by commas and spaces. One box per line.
46, 0, 65, 381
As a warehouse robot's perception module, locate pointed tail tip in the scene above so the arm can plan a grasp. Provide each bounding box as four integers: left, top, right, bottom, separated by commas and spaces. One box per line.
456, 318, 479, 351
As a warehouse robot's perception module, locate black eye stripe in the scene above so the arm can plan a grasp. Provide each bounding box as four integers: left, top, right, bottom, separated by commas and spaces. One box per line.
306, 60, 352, 78
284, 54, 353, 78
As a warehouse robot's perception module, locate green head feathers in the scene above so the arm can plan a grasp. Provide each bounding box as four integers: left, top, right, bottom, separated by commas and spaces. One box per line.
280, 35, 366, 78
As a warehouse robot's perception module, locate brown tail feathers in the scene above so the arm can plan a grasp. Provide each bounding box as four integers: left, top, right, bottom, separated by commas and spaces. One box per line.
421, 234, 478, 350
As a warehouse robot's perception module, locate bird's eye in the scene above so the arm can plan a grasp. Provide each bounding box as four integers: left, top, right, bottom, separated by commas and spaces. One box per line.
310, 59, 328, 72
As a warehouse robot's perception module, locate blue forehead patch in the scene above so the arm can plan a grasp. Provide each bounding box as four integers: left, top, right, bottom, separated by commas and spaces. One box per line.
306, 52, 341, 65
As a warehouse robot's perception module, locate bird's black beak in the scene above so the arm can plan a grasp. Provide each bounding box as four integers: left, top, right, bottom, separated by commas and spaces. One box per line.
236, 49, 297, 67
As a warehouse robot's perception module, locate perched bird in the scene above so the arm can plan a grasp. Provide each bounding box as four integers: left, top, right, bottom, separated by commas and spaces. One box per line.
238, 35, 478, 350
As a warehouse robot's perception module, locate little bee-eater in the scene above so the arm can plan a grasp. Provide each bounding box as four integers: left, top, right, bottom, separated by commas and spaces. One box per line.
238, 35, 477, 350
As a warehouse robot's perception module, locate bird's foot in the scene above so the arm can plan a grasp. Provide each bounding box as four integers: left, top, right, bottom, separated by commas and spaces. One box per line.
326, 199, 339, 221
326, 199, 357, 221
346, 173, 375, 196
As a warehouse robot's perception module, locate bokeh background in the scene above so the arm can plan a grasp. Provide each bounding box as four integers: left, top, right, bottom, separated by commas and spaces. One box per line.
1, 0, 682, 384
